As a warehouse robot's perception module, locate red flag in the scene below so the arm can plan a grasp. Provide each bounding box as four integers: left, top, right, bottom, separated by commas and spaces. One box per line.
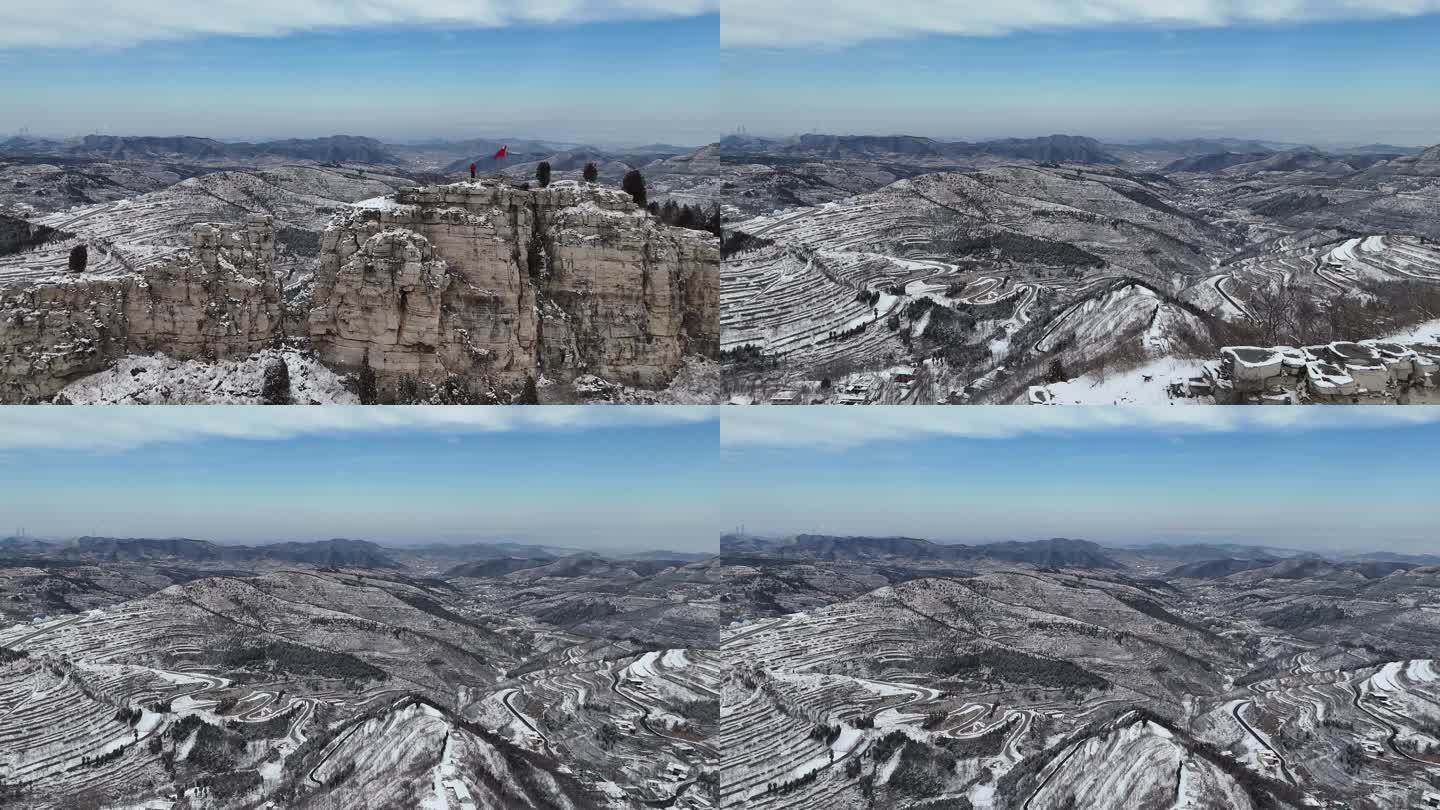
492, 145, 508, 160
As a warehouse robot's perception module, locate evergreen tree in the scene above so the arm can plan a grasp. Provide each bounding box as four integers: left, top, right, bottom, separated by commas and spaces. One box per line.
357, 354, 378, 405
1046, 358, 1067, 384
707, 204, 722, 237
396, 376, 421, 404
535, 161, 552, 188
68, 244, 87, 273
661, 199, 680, 223
582, 162, 599, 183
621, 170, 647, 207
676, 204, 697, 229
519, 375, 539, 405
261, 358, 291, 405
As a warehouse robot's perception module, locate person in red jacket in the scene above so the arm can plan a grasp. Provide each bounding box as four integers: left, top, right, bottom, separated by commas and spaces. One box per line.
469, 162, 476, 179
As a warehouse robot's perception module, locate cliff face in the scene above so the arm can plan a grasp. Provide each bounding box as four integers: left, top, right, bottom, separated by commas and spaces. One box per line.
309, 180, 718, 394
309, 224, 471, 385
0, 216, 284, 402
309, 184, 537, 390
536, 185, 717, 386
0, 181, 718, 402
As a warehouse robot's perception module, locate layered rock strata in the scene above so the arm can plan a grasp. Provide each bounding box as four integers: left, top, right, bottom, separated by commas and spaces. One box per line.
0, 216, 283, 402
0, 182, 718, 402
309, 180, 718, 395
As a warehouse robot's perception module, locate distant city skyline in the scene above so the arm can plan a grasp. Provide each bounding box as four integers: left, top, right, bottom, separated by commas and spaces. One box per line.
0, 7, 718, 145
0, 407, 719, 553
721, 4, 1440, 147
721, 408, 1440, 555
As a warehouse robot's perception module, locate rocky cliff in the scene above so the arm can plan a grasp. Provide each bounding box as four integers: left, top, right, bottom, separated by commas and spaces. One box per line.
309, 179, 718, 396
0, 181, 718, 402
0, 215, 284, 402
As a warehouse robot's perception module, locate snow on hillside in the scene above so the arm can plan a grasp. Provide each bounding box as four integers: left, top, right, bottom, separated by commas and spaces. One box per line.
59, 349, 356, 404
1382, 318, 1440, 344
1025, 357, 1209, 405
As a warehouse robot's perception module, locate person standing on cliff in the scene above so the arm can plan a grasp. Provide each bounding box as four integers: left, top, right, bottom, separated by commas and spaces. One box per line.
469, 162, 476, 180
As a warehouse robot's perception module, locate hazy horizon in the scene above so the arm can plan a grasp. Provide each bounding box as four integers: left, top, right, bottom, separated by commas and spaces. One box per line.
1, 7, 719, 145
722, 531, 1432, 559
722, 128, 1431, 151
721, 408, 1440, 556
4, 130, 710, 151
0, 408, 720, 553
722, 3, 1440, 147
1, 532, 709, 554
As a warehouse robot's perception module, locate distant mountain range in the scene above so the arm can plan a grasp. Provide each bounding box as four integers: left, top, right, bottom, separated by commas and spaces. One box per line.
721, 535, 1440, 576
1161, 151, 1278, 173
1165, 556, 1422, 581
0, 536, 712, 571
0, 134, 402, 163
0, 536, 402, 568
0, 133, 700, 179
441, 554, 697, 580
722, 534, 1123, 569
713, 133, 1429, 171
1113, 137, 1313, 155
1342, 550, 1440, 565
1121, 542, 1313, 562
1159, 144, 1420, 175
719, 133, 1122, 164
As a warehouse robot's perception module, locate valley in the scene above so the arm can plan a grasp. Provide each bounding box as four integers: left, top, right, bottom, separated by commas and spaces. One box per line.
717, 135, 1440, 405
0, 537, 720, 809
720, 534, 1440, 809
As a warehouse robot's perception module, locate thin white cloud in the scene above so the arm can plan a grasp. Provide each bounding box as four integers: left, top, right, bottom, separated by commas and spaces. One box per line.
0, 406, 714, 451
721, 406, 1440, 448
0, 0, 717, 49
722, 0, 1440, 48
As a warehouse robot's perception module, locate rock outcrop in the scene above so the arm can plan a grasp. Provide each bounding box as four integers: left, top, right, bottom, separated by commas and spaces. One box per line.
0, 181, 719, 402
309, 179, 718, 396
0, 215, 284, 402
0, 213, 67, 258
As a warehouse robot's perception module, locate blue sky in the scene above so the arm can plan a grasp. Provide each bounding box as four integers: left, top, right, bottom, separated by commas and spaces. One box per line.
721, 408, 1440, 554
0, 408, 719, 552
0, 8, 718, 145
721, 3, 1440, 146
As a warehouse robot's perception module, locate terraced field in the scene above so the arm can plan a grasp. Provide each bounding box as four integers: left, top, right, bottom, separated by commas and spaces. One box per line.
721, 165, 1234, 403
0, 165, 410, 288
721, 142, 1440, 406
720, 543, 1440, 809
0, 560, 721, 809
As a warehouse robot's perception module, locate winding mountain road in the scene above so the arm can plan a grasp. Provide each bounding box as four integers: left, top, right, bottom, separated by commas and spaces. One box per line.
1212, 275, 1253, 320
1348, 678, 1439, 767
1232, 700, 1295, 783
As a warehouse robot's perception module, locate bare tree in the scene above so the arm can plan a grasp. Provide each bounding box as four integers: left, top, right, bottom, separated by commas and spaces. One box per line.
1251, 283, 1298, 345
1326, 295, 1368, 342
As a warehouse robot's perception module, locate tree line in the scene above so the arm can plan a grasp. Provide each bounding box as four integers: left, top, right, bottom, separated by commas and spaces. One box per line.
534, 161, 722, 237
